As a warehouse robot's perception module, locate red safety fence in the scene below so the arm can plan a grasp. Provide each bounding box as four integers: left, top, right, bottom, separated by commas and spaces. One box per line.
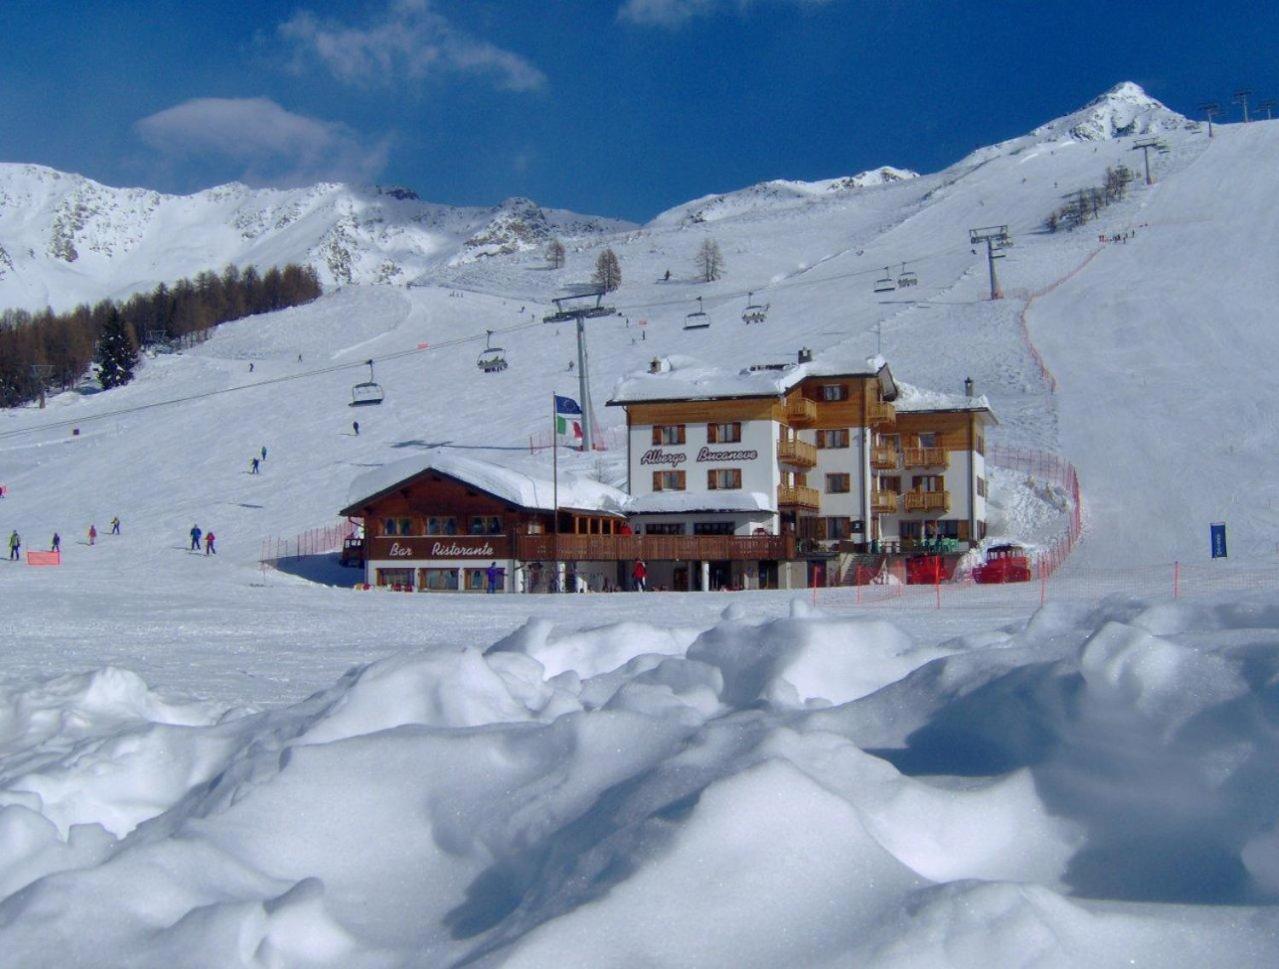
260, 519, 357, 569
1013, 246, 1105, 395
26, 550, 61, 566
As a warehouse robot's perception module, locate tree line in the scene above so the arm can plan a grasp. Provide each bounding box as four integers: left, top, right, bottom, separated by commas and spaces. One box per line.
1042, 166, 1135, 233
0, 263, 322, 407
545, 237, 725, 289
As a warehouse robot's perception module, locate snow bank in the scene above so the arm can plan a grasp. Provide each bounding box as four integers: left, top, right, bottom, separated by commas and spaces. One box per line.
3, 596, 1279, 965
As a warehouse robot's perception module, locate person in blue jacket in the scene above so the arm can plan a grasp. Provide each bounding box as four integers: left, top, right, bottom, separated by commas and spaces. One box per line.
190, 525, 202, 551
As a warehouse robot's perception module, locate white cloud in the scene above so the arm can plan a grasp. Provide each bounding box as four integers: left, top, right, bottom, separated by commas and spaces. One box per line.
619, 0, 831, 28
134, 98, 391, 187
278, 0, 546, 93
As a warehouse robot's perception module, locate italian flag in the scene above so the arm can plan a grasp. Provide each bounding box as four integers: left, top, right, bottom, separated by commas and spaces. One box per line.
555, 395, 583, 441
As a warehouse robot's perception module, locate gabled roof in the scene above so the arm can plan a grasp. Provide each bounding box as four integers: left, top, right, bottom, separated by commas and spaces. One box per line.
340, 453, 628, 518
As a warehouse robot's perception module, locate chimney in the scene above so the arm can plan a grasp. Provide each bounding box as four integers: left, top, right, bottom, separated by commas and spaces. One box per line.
797, 347, 813, 364
649, 357, 662, 374
964, 376, 974, 397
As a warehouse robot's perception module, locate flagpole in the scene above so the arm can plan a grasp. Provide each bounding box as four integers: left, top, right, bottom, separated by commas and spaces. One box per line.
552, 393, 559, 592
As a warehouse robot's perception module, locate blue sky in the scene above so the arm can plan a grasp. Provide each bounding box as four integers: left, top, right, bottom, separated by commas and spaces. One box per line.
2, 1, 1275, 222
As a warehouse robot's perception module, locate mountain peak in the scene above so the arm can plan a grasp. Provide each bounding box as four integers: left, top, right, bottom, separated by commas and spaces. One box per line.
1034, 81, 1192, 143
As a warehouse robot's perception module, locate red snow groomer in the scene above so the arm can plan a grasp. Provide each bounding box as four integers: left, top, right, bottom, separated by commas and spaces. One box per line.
972, 544, 1033, 584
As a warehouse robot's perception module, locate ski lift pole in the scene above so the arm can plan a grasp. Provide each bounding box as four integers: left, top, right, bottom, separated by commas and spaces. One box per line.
551, 392, 559, 590
576, 314, 592, 452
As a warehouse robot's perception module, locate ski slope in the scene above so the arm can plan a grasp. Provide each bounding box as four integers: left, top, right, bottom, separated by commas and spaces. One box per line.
2, 85, 1279, 967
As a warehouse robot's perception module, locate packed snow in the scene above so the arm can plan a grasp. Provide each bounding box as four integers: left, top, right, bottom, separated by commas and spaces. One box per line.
2, 83, 1279, 966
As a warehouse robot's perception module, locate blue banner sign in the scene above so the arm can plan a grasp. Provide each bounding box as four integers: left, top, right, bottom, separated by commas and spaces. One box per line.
1210, 522, 1227, 559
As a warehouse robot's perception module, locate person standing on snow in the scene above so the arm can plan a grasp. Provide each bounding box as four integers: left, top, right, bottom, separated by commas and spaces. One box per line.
205, 531, 216, 555
632, 559, 647, 592
51, 533, 61, 553
190, 525, 202, 551
251, 457, 260, 474
485, 561, 501, 593
88, 524, 97, 546
261, 446, 267, 462
352, 420, 360, 436
8, 530, 21, 561
110, 516, 120, 535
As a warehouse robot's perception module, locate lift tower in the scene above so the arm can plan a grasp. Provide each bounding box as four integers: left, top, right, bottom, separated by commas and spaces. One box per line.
968, 226, 1012, 301
543, 284, 615, 452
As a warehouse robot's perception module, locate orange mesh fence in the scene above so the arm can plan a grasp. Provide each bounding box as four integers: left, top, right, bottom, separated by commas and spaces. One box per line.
26, 550, 61, 566
260, 520, 357, 569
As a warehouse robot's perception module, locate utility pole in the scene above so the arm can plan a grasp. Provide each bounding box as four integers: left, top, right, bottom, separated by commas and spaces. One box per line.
1234, 89, 1252, 123
1259, 99, 1276, 121
968, 226, 1012, 301
1131, 138, 1166, 185
543, 284, 615, 452
1199, 101, 1220, 138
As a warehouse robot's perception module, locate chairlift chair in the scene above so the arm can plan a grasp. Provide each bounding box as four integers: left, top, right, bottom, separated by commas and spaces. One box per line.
683, 296, 711, 330
350, 360, 385, 407
741, 291, 769, 324
477, 330, 508, 373
873, 268, 897, 294
896, 263, 918, 288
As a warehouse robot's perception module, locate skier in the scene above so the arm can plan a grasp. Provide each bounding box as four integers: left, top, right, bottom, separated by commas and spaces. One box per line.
8, 530, 20, 561
251, 457, 260, 474
88, 524, 97, 546
261, 446, 267, 462
110, 516, 120, 535
51, 533, 60, 553
205, 531, 216, 555
485, 561, 501, 593
632, 559, 647, 592
352, 420, 360, 436
190, 525, 202, 551
664, 269, 671, 281
249, 362, 255, 372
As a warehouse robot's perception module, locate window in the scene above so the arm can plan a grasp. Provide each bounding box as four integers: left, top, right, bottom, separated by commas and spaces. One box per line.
975, 434, 985, 456
820, 383, 849, 402
470, 516, 502, 535
652, 470, 686, 491
913, 475, 944, 493
427, 517, 458, 535
917, 432, 937, 447
707, 422, 741, 443
693, 521, 735, 535
652, 424, 686, 445
646, 522, 685, 535
822, 517, 852, 540
420, 568, 459, 591
382, 517, 413, 536
707, 468, 742, 490
826, 473, 851, 493
976, 477, 986, 498
462, 569, 491, 592
817, 429, 850, 449
376, 568, 414, 588
879, 475, 902, 493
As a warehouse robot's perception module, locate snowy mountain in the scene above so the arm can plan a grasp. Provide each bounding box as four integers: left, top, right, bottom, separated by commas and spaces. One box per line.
0, 166, 633, 311
1033, 80, 1198, 142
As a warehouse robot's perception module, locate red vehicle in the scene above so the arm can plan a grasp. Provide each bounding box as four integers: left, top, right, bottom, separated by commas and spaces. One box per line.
906, 554, 954, 584
972, 544, 1033, 583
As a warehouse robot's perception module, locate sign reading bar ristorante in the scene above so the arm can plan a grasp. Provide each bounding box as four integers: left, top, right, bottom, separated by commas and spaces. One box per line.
369, 536, 509, 560
640, 447, 759, 466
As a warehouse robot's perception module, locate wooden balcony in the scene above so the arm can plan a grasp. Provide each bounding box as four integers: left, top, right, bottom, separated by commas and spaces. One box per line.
870, 445, 898, 469
903, 490, 950, 513
867, 400, 896, 426
778, 438, 818, 468
514, 533, 795, 562
778, 484, 820, 510
871, 490, 899, 514
902, 446, 947, 468
785, 398, 817, 425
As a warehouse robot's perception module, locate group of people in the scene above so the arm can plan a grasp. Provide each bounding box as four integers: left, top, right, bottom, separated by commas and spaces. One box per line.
250, 446, 267, 474
8, 517, 120, 561
189, 525, 216, 555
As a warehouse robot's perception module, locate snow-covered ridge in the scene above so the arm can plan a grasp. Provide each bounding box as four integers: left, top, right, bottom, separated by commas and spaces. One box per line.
0, 164, 632, 311
1033, 81, 1195, 143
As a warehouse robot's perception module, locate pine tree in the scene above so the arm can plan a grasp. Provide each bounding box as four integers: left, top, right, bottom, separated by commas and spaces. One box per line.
696, 238, 724, 283
94, 308, 138, 389
593, 248, 621, 292
546, 238, 566, 269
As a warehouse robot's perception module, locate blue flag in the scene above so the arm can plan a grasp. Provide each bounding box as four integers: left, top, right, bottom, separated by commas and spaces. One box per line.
554, 395, 581, 415
1210, 522, 1227, 559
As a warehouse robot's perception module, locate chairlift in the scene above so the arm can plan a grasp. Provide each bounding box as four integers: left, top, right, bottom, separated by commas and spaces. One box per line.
896, 263, 918, 288
477, 330, 508, 373
873, 267, 897, 294
350, 360, 384, 407
741, 291, 769, 325
683, 296, 711, 330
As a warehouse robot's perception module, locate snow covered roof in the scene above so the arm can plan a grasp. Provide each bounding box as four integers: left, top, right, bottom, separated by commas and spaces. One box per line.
625, 491, 777, 515
609, 353, 893, 405
342, 452, 628, 516
893, 380, 998, 422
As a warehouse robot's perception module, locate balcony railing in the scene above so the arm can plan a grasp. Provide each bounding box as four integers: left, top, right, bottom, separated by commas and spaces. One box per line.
778, 438, 818, 468
870, 445, 898, 469
778, 484, 820, 509
903, 490, 950, 513
871, 490, 899, 514
867, 400, 896, 426
902, 446, 947, 468
785, 398, 817, 425
514, 533, 795, 562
